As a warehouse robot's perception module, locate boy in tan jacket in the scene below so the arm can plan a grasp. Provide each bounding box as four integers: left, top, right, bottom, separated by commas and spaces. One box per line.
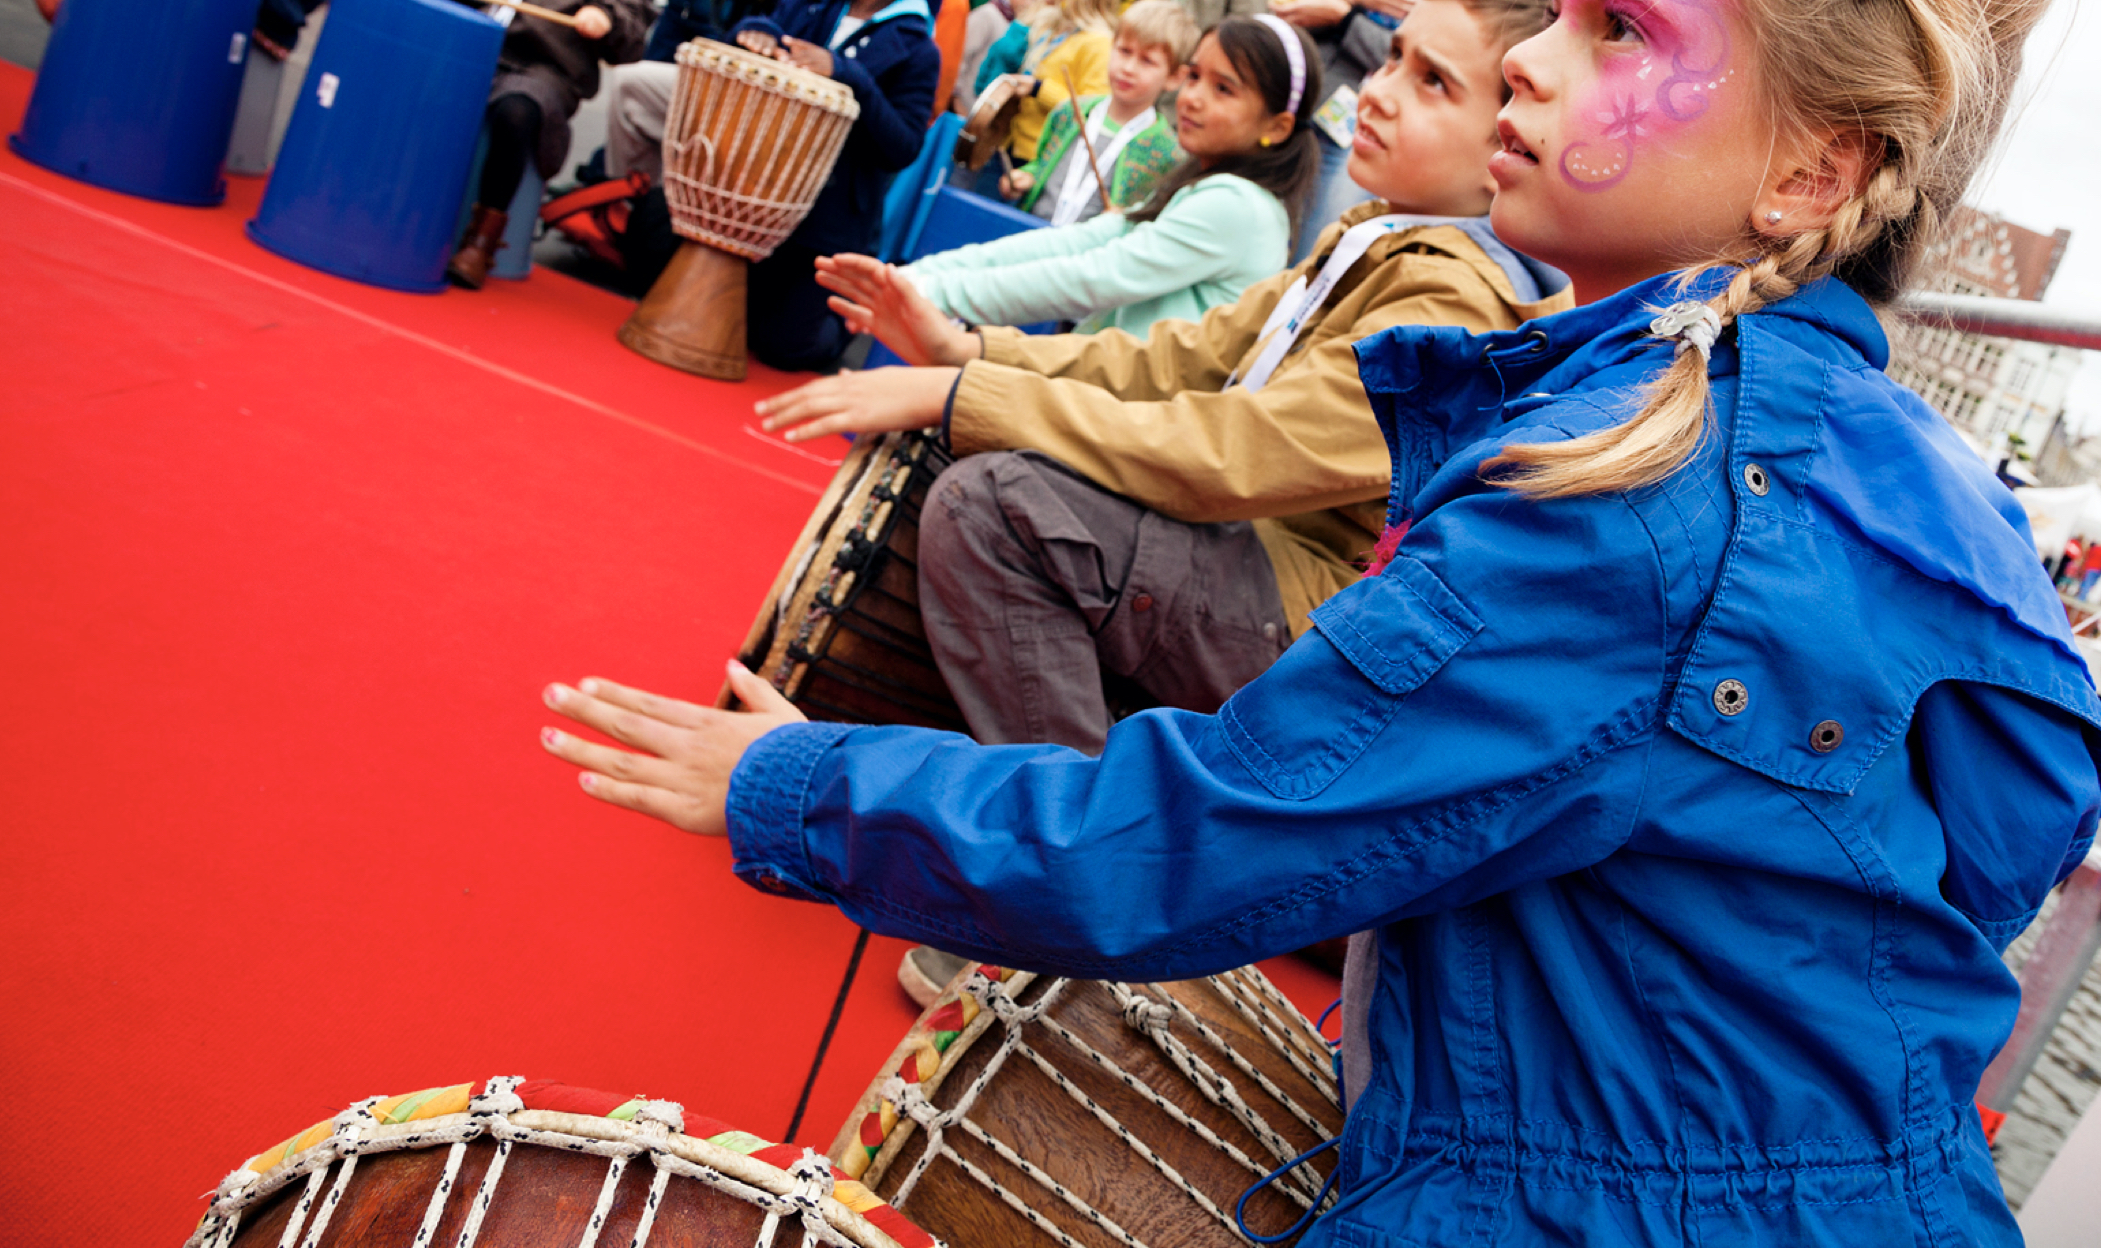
756, 0, 1569, 999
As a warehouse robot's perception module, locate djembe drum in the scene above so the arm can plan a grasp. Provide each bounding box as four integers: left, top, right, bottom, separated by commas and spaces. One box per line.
618, 39, 860, 382
718, 429, 967, 731
183, 1077, 935, 1248
831, 964, 1346, 1248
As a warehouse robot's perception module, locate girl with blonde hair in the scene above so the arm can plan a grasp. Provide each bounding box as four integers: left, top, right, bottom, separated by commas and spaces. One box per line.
544, 0, 2100, 1241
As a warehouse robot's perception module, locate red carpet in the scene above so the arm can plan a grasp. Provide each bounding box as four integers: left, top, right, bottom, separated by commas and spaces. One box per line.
0, 60, 1337, 1242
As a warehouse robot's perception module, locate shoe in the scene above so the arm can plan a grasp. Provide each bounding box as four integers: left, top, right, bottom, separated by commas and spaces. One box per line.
542, 172, 651, 269
447, 205, 508, 290
898, 945, 971, 1010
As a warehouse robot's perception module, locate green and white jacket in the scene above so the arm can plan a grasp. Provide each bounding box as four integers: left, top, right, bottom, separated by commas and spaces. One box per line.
1013, 94, 1180, 219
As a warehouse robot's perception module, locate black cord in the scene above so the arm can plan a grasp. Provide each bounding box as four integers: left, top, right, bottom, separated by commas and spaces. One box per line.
784, 926, 873, 1143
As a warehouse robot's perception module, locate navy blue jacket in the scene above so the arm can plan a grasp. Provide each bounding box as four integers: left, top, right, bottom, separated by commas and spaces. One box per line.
734, 0, 939, 255
727, 272, 2100, 1245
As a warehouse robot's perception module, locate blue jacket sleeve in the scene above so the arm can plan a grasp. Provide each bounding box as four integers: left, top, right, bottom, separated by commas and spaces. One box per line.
726, 480, 1672, 981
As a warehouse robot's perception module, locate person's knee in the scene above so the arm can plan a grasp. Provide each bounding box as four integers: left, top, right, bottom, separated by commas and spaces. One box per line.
920, 453, 1026, 595
488, 93, 541, 143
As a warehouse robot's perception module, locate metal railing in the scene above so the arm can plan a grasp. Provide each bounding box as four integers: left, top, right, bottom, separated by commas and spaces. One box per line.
1976, 849, 2102, 1132
1896, 292, 2102, 351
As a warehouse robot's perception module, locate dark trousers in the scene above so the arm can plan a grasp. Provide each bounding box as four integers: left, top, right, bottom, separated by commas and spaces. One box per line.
917, 451, 1293, 755
748, 244, 852, 372
478, 93, 543, 211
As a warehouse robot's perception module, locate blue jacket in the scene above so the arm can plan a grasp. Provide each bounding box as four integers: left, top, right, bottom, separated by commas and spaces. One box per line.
733, 0, 940, 254
726, 272, 2101, 1245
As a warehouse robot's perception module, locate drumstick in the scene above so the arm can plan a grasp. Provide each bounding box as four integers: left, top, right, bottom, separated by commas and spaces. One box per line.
1059, 65, 1116, 213
484, 0, 583, 28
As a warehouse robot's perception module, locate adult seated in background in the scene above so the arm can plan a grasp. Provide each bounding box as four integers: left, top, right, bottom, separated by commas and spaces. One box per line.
600, 0, 941, 371
1272, 0, 1417, 263
995, 0, 1195, 227
640, 0, 770, 63
904, 15, 1320, 339
448, 0, 654, 289
764, 0, 1567, 1002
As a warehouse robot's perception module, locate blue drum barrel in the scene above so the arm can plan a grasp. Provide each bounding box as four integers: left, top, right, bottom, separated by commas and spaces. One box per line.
247, 0, 503, 292
9, 0, 258, 205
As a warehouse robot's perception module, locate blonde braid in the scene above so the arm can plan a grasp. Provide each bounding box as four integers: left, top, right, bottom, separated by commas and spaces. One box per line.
1485, 221, 1839, 499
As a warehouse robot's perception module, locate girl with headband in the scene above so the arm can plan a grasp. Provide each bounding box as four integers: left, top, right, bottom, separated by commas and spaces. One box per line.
896, 14, 1326, 338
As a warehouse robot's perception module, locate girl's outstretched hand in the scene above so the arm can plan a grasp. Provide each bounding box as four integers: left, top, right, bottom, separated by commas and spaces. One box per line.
755, 367, 960, 442
814, 255, 979, 367
540, 663, 804, 837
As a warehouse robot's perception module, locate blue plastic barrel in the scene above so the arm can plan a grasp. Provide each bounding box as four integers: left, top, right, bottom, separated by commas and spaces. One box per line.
247, 0, 503, 293
9, 0, 258, 205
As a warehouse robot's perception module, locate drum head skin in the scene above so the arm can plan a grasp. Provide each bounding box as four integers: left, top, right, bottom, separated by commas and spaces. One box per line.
185, 1077, 934, 1248
954, 74, 1028, 172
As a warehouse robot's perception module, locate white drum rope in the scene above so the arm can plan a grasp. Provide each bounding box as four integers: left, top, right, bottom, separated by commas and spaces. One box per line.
882, 972, 1342, 1248
184, 1074, 899, 1248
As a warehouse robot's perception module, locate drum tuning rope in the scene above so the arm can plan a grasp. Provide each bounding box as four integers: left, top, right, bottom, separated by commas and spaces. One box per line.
185, 1073, 895, 1248
878, 971, 1343, 1248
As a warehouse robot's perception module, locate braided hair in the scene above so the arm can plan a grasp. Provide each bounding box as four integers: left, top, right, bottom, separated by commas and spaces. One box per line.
1487, 0, 2050, 499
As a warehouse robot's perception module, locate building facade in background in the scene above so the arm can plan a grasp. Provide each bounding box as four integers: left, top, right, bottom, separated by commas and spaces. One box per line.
1887, 208, 2096, 487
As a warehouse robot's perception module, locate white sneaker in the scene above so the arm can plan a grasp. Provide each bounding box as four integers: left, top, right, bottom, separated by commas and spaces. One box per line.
897, 945, 971, 1010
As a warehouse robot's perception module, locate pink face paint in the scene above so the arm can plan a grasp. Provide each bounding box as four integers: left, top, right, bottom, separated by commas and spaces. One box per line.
1558, 0, 1737, 192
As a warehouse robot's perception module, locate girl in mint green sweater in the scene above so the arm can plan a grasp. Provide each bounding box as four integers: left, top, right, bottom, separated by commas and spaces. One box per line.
906, 16, 1321, 335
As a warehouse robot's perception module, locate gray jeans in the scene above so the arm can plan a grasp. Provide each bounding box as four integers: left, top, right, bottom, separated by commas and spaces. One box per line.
917, 451, 1293, 755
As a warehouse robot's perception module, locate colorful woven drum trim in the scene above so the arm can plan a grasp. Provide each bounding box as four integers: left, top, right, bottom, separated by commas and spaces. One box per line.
842, 965, 1017, 1180
211, 1077, 936, 1248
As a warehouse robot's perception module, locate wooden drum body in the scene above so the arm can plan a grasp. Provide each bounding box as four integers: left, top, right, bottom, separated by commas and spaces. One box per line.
619, 39, 860, 381
720, 430, 967, 731
184, 1077, 934, 1248
831, 965, 1346, 1248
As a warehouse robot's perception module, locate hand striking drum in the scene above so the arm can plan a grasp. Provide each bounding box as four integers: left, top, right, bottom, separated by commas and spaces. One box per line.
618, 39, 860, 381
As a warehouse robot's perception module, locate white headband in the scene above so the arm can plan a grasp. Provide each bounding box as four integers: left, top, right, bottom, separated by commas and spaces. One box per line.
1251, 13, 1307, 118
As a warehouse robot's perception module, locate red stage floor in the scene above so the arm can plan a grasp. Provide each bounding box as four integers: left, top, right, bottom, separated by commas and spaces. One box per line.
0, 61, 1337, 1242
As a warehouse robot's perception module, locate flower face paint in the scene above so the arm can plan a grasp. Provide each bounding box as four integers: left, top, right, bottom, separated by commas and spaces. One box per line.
1555, 0, 1735, 190
1492, 0, 1776, 302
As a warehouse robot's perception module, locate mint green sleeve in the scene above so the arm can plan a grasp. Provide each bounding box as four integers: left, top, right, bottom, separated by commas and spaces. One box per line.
902, 178, 1283, 330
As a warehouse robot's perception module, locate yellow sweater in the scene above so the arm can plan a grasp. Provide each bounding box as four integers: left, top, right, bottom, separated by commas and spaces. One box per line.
949, 204, 1573, 634
1010, 28, 1110, 161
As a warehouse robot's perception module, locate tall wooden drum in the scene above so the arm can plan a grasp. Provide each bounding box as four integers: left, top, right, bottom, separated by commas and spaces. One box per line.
183, 1076, 936, 1248
832, 964, 1347, 1248
618, 39, 860, 381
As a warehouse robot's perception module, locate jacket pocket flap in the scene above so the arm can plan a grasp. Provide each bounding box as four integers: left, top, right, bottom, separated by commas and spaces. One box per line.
1311, 558, 1483, 696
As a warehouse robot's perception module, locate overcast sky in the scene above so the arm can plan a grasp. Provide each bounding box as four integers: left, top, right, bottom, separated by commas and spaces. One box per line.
1969, 0, 2100, 434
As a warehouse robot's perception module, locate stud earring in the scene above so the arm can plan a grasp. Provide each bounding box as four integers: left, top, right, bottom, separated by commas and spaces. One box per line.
1764, 210, 1783, 225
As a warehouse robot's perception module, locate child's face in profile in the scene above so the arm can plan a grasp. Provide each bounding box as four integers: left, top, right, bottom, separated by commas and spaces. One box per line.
1492, 0, 1778, 300
1107, 34, 1177, 110
1348, 0, 1507, 218
1174, 34, 1294, 164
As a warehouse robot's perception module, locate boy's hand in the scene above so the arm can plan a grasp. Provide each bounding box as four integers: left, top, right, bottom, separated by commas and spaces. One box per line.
541, 665, 804, 838
815, 255, 979, 366
735, 28, 781, 56
573, 4, 611, 37
756, 367, 961, 442
1357, 0, 1413, 16
1271, 0, 1349, 27
780, 35, 834, 77
999, 169, 1035, 199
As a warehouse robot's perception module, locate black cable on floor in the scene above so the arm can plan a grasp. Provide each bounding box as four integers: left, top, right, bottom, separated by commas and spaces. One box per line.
784, 925, 872, 1144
